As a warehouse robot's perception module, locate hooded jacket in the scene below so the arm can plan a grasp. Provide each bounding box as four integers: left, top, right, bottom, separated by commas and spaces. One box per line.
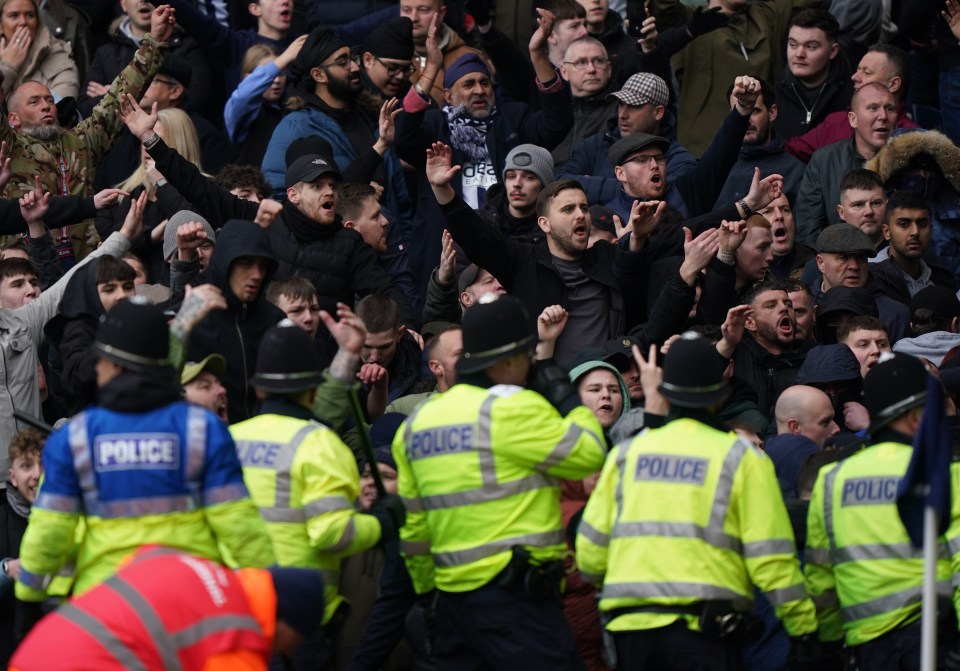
47, 258, 111, 407
893, 331, 960, 368
143, 136, 417, 334
186, 220, 285, 423
864, 129, 960, 287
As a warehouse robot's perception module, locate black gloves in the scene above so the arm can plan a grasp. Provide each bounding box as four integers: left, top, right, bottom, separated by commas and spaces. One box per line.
686, 6, 728, 38
367, 494, 406, 544
466, 0, 492, 26
528, 359, 582, 416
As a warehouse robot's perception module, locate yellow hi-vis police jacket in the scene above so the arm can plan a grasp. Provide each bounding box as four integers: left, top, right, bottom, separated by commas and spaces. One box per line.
231, 413, 381, 623
393, 383, 607, 595
576, 417, 818, 635
804, 440, 960, 646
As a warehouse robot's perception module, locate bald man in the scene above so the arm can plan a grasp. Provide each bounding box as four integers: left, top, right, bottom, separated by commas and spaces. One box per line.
774, 385, 839, 449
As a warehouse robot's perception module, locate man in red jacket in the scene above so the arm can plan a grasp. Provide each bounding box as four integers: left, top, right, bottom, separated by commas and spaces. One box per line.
785, 44, 919, 163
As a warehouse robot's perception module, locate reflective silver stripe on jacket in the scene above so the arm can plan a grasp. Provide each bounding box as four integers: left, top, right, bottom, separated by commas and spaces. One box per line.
578, 520, 610, 547
35, 491, 82, 514
69, 413, 94, 499
58, 603, 151, 671
240, 422, 323, 522
432, 530, 565, 567
830, 541, 949, 565
69, 408, 208, 516
57, 569, 267, 670
401, 540, 431, 556
405, 391, 557, 513
822, 465, 840, 552
86, 495, 198, 518
601, 581, 747, 603
840, 581, 953, 623
764, 583, 808, 605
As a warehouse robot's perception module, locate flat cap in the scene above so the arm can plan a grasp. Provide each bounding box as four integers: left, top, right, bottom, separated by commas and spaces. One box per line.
815, 224, 877, 257
607, 133, 670, 167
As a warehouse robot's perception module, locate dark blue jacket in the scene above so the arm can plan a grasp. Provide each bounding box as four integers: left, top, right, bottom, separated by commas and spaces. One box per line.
712, 133, 806, 209
557, 128, 695, 205
394, 82, 574, 306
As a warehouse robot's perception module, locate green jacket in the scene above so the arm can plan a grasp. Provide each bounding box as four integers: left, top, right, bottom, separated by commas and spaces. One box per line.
652, 0, 816, 157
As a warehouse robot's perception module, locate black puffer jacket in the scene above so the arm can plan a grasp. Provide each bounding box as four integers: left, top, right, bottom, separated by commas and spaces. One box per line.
144, 137, 417, 334
186, 220, 285, 423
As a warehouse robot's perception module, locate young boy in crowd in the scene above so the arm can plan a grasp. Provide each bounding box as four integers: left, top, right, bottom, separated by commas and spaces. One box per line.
0, 429, 44, 665
47, 255, 138, 409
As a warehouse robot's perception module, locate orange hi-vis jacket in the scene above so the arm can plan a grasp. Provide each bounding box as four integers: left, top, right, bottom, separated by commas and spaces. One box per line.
10, 547, 276, 671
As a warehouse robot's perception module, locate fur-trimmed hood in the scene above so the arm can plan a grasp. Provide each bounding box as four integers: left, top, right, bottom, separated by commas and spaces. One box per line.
864, 129, 960, 191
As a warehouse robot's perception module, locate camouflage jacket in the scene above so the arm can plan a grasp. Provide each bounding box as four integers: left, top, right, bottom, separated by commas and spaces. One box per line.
1, 34, 165, 199
0, 34, 165, 259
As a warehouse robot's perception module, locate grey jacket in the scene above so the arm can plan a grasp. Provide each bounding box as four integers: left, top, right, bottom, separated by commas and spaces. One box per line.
795, 138, 865, 246
0, 232, 130, 479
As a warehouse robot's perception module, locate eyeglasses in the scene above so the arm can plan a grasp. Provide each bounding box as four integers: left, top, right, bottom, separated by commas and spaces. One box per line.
624, 153, 667, 166
152, 78, 180, 87
562, 57, 610, 70
374, 56, 415, 77
322, 53, 360, 70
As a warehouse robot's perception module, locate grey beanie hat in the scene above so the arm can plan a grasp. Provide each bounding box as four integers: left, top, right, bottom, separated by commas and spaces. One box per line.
503, 144, 554, 186
163, 210, 216, 261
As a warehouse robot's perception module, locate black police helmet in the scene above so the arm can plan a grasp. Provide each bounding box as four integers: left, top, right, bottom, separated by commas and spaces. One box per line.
863, 352, 929, 431
92, 298, 170, 371
457, 295, 535, 375
252, 320, 325, 393
659, 332, 731, 408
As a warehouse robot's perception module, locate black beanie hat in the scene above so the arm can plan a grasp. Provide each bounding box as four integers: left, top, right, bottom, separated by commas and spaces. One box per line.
362, 17, 415, 60
268, 566, 326, 639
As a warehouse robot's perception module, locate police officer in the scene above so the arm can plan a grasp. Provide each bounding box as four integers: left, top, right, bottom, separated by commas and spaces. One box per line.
393, 294, 607, 670
231, 320, 404, 670
576, 332, 820, 669
805, 353, 958, 668
16, 299, 274, 605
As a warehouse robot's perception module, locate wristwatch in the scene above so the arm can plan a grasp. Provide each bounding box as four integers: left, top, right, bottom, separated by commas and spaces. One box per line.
1, 558, 9, 576
143, 132, 161, 149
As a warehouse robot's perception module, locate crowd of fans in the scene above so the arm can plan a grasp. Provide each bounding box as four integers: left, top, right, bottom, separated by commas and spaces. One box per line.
0, 0, 960, 667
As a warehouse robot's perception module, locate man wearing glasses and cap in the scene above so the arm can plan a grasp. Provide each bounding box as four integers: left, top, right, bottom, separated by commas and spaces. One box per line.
118, 96, 417, 361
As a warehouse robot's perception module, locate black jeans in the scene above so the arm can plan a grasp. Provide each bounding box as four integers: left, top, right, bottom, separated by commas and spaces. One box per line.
855, 617, 956, 671
613, 621, 744, 671
433, 583, 585, 671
